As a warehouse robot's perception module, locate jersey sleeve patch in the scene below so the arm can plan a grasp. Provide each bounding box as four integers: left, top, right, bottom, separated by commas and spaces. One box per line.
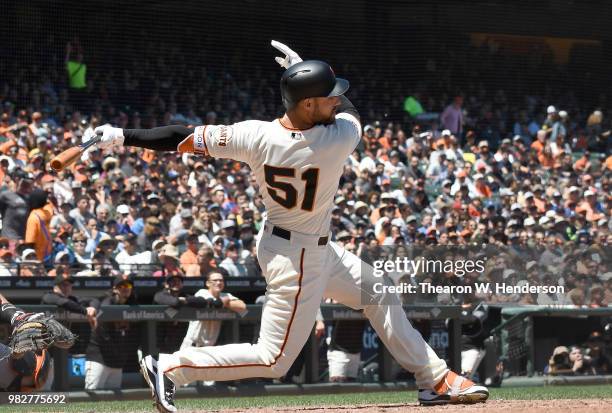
193, 126, 208, 154
210, 125, 234, 147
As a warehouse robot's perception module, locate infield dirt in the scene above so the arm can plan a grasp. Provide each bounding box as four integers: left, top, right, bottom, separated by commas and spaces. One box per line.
183, 399, 612, 413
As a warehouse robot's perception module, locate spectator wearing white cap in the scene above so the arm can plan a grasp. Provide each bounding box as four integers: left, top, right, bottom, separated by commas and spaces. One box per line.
522, 191, 536, 209
18, 248, 45, 276
444, 134, 463, 162
219, 219, 238, 240
476, 140, 495, 166
114, 204, 133, 234
543, 105, 557, 131
550, 190, 564, 212
578, 189, 605, 222
546, 107, 565, 143
552, 111, 570, 152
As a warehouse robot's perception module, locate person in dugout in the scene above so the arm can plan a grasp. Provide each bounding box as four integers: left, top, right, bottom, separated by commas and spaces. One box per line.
40, 274, 100, 390
85, 274, 141, 390
153, 273, 226, 354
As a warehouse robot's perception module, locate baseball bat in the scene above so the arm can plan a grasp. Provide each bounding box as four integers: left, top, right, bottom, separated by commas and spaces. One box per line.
50, 134, 102, 172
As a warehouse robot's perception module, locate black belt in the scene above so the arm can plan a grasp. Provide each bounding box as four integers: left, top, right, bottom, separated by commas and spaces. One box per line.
271, 225, 329, 246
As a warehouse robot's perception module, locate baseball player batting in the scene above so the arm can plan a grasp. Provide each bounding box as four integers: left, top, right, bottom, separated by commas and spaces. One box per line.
87, 41, 488, 412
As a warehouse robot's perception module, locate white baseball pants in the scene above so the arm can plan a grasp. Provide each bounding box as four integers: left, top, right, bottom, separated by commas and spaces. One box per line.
160, 226, 448, 388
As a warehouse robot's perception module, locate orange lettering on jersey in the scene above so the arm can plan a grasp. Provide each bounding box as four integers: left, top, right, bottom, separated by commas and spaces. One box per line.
218, 126, 228, 146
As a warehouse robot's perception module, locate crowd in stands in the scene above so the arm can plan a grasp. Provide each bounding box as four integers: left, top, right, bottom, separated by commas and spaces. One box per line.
0, 37, 610, 308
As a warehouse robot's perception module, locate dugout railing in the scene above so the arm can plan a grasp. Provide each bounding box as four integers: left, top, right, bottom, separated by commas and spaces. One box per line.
14, 304, 469, 391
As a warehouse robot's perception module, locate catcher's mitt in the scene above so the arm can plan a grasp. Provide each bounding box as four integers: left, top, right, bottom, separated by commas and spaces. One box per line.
8, 313, 76, 358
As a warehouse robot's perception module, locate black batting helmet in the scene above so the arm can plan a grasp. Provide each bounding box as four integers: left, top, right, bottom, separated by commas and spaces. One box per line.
280, 60, 349, 109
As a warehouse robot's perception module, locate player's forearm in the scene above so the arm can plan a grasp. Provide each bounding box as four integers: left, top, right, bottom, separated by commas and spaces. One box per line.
337, 96, 360, 122
185, 296, 212, 308
123, 126, 194, 151
83, 297, 101, 311
154, 292, 182, 307
61, 300, 88, 314
228, 299, 246, 313
0, 301, 25, 325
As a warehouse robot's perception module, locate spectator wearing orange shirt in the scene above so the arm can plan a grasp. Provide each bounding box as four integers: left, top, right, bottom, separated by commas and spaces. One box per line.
531, 130, 546, 155
0, 113, 17, 139
0, 156, 12, 183
523, 192, 546, 214
435, 129, 453, 150
180, 233, 199, 274
368, 194, 401, 225
377, 128, 393, 150
473, 174, 492, 199
25, 189, 55, 262
185, 246, 217, 277
532, 185, 547, 213
573, 151, 591, 173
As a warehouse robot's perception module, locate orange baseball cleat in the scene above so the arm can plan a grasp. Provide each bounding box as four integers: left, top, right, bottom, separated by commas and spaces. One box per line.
418, 370, 489, 405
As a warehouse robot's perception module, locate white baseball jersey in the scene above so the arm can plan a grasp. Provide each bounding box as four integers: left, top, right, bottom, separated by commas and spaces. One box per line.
193, 113, 361, 236
161, 112, 450, 393
180, 289, 244, 348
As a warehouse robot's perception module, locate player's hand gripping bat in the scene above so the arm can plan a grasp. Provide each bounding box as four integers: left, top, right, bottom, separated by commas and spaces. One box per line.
50, 133, 102, 172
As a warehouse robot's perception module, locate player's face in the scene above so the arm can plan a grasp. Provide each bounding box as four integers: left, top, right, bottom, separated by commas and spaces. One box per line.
309, 96, 340, 125
168, 277, 183, 292
207, 275, 225, 295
